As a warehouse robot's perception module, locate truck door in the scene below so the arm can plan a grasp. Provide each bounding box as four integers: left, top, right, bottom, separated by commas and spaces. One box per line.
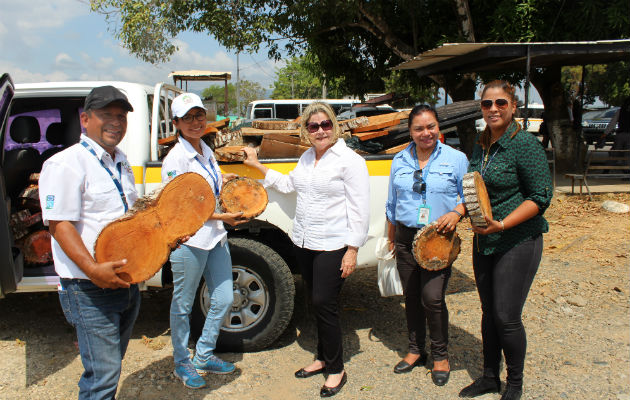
0, 73, 24, 298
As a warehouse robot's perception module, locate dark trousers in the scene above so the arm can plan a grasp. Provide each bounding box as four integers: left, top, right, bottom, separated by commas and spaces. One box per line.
395, 224, 451, 361
472, 235, 542, 388
294, 245, 347, 374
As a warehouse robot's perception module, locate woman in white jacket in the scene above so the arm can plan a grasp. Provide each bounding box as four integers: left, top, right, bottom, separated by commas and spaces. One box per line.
243, 102, 369, 398
162, 93, 246, 389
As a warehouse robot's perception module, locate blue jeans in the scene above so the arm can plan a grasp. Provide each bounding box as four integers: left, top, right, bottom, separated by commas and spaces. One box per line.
170, 241, 233, 364
58, 279, 140, 400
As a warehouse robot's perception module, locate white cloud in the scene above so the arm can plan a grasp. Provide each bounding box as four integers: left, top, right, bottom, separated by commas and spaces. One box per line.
54, 53, 80, 69
0, 60, 70, 83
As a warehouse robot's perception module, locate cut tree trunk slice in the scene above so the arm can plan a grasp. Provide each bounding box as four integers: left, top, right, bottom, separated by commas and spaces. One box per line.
252, 120, 300, 130
22, 230, 53, 265
215, 146, 246, 162
219, 177, 268, 219
94, 172, 215, 283
463, 171, 493, 228
412, 221, 461, 271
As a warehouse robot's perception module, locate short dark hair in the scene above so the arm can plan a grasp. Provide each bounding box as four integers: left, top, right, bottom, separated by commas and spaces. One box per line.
408, 104, 439, 129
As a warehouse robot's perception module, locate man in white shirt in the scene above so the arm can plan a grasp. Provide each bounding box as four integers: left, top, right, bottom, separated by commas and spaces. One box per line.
39, 86, 140, 400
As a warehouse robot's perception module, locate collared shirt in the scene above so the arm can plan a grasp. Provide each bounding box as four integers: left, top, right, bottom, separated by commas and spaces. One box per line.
469, 121, 553, 254
161, 137, 227, 250
264, 139, 370, 251
386, 140, 468, 228
39, 134, 138, 279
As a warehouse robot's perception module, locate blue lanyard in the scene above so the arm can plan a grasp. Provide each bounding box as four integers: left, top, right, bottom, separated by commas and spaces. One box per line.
194, 156, 221, 197
410, 143, 437, 204
80, 140, 129, 212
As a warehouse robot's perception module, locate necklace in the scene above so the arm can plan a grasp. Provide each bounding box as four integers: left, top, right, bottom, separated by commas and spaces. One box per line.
481, 145, 500, 177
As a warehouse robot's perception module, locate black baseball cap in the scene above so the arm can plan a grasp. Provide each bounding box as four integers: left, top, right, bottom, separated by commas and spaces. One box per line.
84, 85, 134, 112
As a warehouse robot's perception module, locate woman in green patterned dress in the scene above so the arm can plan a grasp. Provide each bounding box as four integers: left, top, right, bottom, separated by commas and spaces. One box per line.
459, 80, 553, 400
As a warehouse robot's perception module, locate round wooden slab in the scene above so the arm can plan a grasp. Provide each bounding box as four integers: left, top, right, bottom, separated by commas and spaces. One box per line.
463, 171, 493, 228
23, 230, 53, 265
412, 221, 461, 271
94, 172, 215, 283
219, 177, 268, 219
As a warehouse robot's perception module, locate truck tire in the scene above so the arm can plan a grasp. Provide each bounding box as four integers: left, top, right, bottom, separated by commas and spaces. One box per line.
191, 237, 295, 352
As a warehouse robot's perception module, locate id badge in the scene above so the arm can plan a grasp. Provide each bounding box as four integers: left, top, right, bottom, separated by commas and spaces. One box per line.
417, 204, 431, 225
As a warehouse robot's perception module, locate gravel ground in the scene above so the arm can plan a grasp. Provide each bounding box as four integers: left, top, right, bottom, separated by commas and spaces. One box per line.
0, 193, 628, 400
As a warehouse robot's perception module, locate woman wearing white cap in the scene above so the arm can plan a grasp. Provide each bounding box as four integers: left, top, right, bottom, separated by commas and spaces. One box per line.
162, 93, 246, 389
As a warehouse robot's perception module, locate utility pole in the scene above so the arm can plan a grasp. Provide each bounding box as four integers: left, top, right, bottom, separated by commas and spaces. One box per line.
288, 72, 295, 98
236, 52, 241, 117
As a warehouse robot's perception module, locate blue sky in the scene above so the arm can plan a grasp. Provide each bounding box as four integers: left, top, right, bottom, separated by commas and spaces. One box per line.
0, 0, 281, 94
1, 0, 548, 104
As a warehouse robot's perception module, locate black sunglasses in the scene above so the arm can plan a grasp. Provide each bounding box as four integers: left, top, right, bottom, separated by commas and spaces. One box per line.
412, 169, 426, 194
480, 99, 509, 110
306, 119, 333, 133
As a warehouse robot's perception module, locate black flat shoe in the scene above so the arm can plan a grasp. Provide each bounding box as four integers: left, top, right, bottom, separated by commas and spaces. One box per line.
431, 369, 450, 386
459, 376, 501, 398
320, 372, 347, 398
295, 367, 324, 378
393, 353, 427, 374
500, 385, 522, 400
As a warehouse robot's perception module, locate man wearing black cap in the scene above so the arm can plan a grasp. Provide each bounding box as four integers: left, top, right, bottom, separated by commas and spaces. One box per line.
39, 85, 140, 400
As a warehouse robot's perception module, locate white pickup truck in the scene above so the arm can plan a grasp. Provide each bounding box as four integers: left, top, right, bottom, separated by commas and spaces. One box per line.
0, 75, 391, 352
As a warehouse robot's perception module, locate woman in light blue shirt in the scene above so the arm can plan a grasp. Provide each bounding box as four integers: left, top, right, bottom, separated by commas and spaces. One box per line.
386, 104, 468, 386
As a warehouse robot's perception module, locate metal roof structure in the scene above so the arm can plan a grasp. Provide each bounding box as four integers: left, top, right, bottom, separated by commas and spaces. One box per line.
393, 40, 630, 75
169, 70, 232, 114
393, 40, 630, 129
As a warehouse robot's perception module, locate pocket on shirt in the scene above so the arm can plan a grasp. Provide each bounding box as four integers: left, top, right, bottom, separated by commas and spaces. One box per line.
427, 165, 457, 194
84, 181, 123, 215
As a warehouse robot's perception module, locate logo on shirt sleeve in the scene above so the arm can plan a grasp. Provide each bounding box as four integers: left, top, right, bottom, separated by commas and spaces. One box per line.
46, 195, 55, 209
167, 170, 177, 179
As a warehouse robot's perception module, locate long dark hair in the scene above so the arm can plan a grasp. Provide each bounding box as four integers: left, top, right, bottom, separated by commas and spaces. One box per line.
408, 104, 439, 130
479, 80, 520, 149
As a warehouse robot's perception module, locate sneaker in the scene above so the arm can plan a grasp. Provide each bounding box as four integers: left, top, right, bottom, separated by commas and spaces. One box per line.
192, 354, 235, 375
173, 362, 207, 389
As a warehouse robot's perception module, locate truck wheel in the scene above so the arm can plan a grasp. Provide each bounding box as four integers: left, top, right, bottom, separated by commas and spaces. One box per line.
191, 237, 295, 352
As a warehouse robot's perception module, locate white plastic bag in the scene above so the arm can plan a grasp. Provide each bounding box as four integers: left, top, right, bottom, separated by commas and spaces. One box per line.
375, 237, 403, 297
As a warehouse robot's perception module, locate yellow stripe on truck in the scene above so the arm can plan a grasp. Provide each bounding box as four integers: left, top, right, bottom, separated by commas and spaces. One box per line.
221, 159, 393, 177
145, 166, 163, 184
132, 166, 143, 184
142, 158, 393, 184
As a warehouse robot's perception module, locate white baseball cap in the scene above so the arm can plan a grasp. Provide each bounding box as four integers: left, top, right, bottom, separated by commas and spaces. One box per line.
171, 93, 207, 118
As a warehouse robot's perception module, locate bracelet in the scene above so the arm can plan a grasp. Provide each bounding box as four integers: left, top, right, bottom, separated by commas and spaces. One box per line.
500, 220, 505, 231
451, 210, 462, 218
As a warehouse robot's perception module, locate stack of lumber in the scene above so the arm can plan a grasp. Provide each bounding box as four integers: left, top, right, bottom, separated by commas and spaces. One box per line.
157, 101, 481, 161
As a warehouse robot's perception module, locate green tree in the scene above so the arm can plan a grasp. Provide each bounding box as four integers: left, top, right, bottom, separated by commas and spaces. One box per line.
271, 55, 347, 99
91, 0, 629, 168
201, 79, 266, 116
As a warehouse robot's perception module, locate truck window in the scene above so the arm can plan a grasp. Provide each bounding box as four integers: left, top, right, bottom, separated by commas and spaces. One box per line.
275, 103, 299, 120
253, 105, 273, 119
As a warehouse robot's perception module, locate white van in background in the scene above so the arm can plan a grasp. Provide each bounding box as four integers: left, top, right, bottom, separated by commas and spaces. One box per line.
245, 99, 361, 120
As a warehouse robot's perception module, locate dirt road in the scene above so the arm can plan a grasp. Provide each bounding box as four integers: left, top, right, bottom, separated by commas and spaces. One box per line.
0, 193, 628, 400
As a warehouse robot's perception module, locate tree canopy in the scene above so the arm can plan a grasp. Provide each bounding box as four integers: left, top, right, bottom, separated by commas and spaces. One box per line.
91, 0, 629, 168
201, 79, 266, 117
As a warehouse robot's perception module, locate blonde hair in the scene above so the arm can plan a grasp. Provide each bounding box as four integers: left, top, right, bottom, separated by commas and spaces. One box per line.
299, 102, 342, 146
479, 80, 520, 149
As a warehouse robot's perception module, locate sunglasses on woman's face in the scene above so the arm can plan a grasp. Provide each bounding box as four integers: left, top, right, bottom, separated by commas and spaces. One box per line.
306, 119, 333, 133
480, 99, 509, 110
413, 169, 426, 194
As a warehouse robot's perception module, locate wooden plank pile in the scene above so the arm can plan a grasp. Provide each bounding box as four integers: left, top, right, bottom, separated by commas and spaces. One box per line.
157, 101, 482, 161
